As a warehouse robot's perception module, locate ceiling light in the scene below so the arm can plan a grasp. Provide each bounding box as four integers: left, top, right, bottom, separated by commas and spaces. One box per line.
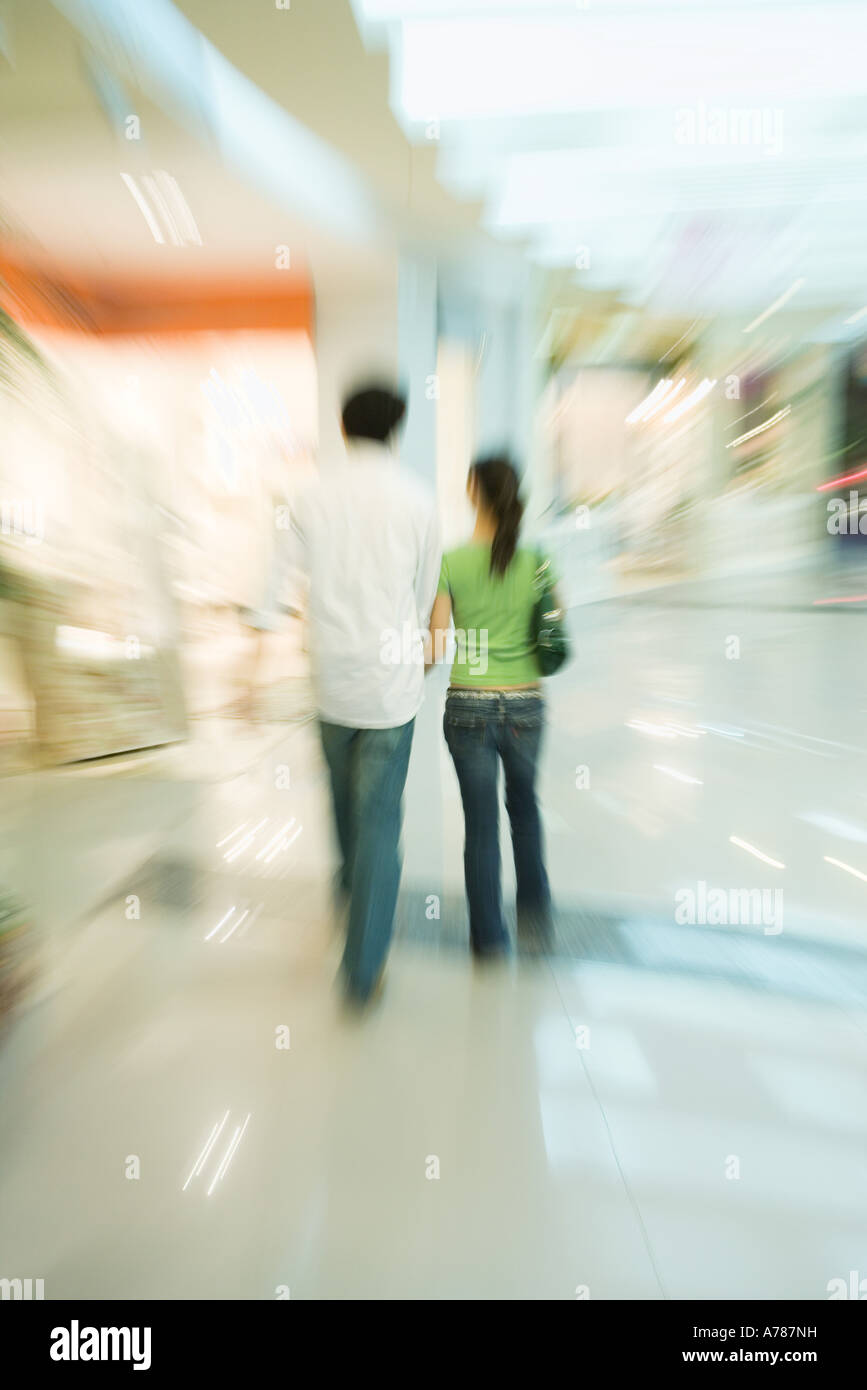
120, 172, 165, 244
726, 406, 791, 448
626, 379, 672, 425
663, 378, 716, 422
743, 278, 806, 333
643, 378, 686, 421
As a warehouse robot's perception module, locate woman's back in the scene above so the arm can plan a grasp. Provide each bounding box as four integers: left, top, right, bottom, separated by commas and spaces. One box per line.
435, 453, 553, 957
439, 542, 548, 687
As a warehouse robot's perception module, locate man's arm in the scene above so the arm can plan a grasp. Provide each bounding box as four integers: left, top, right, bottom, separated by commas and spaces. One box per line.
414, 500, 442, 632
246, 495, 309, 630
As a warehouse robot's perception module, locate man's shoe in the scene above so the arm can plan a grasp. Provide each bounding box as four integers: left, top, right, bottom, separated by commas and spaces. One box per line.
471, 941, 511, 964
339, 964, 386, 1014
517, 911, 554, 956
331, 880, 350, 937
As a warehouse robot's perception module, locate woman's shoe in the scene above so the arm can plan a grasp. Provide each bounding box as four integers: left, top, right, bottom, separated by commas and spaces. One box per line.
516, 910, 554, 956
471, 941, 511, 963
339, 962, 387, 1013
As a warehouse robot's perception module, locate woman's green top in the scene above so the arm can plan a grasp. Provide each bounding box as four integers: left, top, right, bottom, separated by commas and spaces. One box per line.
437, 542, 555, 687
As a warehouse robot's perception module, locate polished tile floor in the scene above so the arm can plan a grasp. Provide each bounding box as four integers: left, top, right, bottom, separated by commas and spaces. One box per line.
1, 590, 865, 1299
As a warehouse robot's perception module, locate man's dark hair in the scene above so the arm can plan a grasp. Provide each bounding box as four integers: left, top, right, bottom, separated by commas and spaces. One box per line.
341, 385, 407, 445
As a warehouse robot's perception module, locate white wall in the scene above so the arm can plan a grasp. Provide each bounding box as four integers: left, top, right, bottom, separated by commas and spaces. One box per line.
314, 274, 399, 466
435, 339, 475, 547
556, 367, 646, 505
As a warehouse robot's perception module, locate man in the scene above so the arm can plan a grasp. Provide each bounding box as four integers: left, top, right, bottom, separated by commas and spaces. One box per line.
291, 384, 441, 1006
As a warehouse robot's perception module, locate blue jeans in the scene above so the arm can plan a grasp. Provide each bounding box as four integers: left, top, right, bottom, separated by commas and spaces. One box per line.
319, 718, 415, 1001
444, 692, 551, 955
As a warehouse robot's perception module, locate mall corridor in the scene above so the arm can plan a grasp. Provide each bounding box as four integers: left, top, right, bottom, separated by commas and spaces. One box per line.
3, 0, 867, 1334
1, 589, 865, 1301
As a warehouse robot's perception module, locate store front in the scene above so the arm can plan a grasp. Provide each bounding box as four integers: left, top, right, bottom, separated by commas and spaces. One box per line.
0, 256, 315, 765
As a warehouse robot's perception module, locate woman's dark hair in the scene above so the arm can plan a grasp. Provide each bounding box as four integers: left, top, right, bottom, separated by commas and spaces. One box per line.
470, 454, 524, 576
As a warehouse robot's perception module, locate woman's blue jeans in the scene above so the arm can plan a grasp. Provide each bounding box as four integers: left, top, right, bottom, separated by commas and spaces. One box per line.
444, 691, 551, 956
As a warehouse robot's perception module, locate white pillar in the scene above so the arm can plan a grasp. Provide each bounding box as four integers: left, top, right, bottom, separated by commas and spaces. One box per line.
314, 273, 399, 466
397, 254, 439, 484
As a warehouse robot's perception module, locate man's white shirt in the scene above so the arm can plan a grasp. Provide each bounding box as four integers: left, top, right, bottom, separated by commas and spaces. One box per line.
289, 441, 441, 728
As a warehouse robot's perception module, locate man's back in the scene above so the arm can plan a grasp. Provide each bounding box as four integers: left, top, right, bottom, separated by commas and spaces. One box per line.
294, 441, 440, 728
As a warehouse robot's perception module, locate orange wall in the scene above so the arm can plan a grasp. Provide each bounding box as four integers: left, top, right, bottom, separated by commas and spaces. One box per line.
0, 250, 313, 337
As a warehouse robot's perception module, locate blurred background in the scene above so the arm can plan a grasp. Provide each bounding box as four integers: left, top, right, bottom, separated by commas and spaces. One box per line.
1, 0, 866, 1302
3, 0, 867, 768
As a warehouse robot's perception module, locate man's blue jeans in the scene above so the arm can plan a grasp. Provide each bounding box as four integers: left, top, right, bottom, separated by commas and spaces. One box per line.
319, 717, 415, 1001
444, 692, 551, 955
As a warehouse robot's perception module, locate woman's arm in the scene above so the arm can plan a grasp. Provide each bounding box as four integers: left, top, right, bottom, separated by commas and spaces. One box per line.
426, 591, 452, 672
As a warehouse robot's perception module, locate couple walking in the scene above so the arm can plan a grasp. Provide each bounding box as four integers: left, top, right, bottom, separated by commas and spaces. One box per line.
290, 383, 559, 1007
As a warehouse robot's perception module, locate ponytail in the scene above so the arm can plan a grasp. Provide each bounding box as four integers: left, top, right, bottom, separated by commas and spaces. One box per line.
469, 455, 524, 576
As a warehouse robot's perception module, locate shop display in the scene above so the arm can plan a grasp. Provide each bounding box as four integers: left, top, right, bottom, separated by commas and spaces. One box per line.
0, 325, 316, 759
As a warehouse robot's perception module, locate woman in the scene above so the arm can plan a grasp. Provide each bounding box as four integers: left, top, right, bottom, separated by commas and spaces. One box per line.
428, 455, 555, 958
